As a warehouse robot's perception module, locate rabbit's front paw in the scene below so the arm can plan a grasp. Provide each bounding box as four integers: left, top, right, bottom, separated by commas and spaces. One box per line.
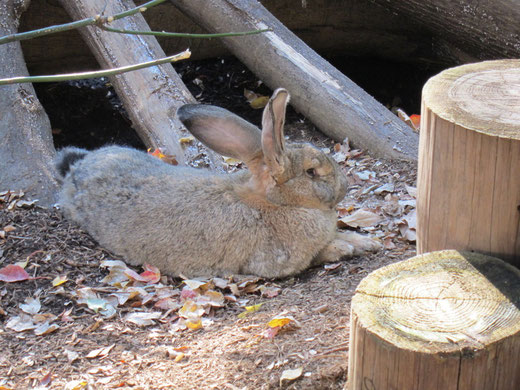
313, 238, 355, 265
337, 231, 382, 255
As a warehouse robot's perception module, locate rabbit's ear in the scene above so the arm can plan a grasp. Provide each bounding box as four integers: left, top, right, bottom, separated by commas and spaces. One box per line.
178, 104, 262, 161
261, 89, 289, 181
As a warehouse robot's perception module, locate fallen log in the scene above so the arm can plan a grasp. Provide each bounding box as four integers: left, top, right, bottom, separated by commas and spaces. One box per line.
19, 0, 450, 76
58, 0, 198, 164
417, 59, 520, 268
348, 250, 520, 390
171, 0, 419, 161
0, 0, 58, 205
370, 0, 520, 63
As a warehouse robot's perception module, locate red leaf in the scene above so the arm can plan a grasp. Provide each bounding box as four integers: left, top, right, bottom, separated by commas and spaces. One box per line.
0, 264, 32, 282
40, 371, 53, 386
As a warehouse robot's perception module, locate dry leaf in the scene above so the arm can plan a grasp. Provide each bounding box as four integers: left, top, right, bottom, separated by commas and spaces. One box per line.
6, 314, 37, 332
20, 297, 41, 315
0, 264, 33, 282
179, 136, 195, 144
338, 209, 381, 228
238, 303, 263, 319
34, 322, 59, 336
280, 367, 303, 385
52, 275, 68, 287
125, 312, 161, 327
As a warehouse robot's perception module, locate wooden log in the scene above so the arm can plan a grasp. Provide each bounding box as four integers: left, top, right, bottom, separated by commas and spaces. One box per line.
0, 0, 59, 206
19, 0, 458, 76
347, 250, 520, 390
369, 0, 520, 63
58, 0, 196, 163
417, 60, 520, 267
171, 0, 419, 161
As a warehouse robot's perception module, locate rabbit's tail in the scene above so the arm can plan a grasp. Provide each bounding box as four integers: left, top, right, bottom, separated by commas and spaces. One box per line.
55, 147, 89, 178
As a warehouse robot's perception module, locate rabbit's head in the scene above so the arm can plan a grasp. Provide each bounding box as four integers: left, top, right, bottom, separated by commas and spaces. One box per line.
178, 89, 348, 210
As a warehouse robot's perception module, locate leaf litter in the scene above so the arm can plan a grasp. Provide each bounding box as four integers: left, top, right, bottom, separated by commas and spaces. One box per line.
0, 117, 417, 389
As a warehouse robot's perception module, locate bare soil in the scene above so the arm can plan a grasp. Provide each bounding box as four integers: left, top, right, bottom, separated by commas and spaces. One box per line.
1, 56, 419, 389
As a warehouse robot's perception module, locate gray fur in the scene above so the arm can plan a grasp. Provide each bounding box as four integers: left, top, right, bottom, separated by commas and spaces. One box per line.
56, 89, 380, 278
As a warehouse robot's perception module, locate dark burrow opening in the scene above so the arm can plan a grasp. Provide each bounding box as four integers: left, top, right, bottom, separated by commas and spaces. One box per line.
33, 55, 445, 151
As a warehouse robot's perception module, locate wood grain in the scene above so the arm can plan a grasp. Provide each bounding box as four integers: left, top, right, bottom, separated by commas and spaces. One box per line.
346, 250, 520, 390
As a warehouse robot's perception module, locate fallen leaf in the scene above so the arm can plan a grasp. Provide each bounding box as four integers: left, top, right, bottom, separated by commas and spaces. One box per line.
178, 300, 205, 318
222, 156, 242, 166
6, 314, 37, 332
249, 96, 269, 109
86, 344, 115, 359
374, 183, 395, 195
125, 312, 161, 327
338, 209, 382, 228
85, 298, 108, 313
0, 264, 33, 282
179, 136, 195, 144
280, 367, 303, 385
65, 349, 80, 363
20, 297, 41, 315
238, 303, 263, 319
259, 285, 281, 298
40, 371, 53, 387
174, 352, 185, 362
405, 185, 417, 198
410, 114, 421, 129
268, 316, 294, 328
64, 379, 88, 390
34, 322, 59, 336
52, 275, 68, 287
147, 148, 178, 165
263, 326, 281, 339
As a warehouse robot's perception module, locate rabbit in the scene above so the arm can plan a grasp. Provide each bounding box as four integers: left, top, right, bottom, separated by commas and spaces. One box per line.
55, 88, 380, 278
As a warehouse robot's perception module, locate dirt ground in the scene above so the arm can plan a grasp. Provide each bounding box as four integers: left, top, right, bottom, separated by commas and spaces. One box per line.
1, 57, 419, 389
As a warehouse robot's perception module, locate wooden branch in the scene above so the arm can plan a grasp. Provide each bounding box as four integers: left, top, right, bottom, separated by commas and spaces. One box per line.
0, 0, 58, 206
347, 250, 520, 390
170, 0, 419, 161
58, 0, 200, 164
417, 59, 520, 267
369, 0, 520, 63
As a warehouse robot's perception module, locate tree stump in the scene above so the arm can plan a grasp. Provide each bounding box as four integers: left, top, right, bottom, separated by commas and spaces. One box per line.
417, 59, 520, 267
347, 250, 520, 390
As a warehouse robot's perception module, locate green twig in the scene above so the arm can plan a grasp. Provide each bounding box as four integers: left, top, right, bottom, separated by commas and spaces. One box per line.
0, 49, 191, 85
101, 26, 271, 39
0, 0, 168, 45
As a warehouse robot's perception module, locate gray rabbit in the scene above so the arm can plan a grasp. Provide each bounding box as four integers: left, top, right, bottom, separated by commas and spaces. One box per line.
55, 89, 380, 278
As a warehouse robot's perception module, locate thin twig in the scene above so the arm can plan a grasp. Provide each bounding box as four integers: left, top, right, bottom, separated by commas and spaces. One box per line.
0, 49, 191, 85
0, 0, 168, 45
101, 26, 271, 39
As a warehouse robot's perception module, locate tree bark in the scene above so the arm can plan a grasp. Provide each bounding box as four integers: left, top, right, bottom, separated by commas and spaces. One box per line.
0, 0, 58, 206
417, 60, 520, 268
58, 0, 197, 163
369, 0, 520, 64
348, 250, 520, 390
171, 0, 419, 161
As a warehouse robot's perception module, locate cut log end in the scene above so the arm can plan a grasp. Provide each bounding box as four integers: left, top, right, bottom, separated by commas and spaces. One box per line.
418, 60, 520, 265
347, 250, 520, 390
423, 59, 520, 140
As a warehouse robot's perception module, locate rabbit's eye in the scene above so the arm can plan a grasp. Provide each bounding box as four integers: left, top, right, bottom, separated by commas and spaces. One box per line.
306, 168, 317, 178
